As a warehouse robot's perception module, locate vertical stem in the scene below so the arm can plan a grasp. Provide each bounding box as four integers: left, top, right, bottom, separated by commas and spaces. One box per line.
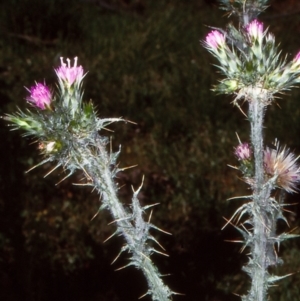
247, 98, 274, 301
250, 100, 264, 195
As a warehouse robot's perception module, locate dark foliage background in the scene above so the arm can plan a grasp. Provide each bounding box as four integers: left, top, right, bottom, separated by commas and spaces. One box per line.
1, 0, 300, 300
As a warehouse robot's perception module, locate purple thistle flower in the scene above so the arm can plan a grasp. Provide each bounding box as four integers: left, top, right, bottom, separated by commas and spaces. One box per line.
246, 19, 264, 40
55, 57, 84, 87
234, 143, 252, 161
264, 142, 300, 193
205, 30, 225, 49
26, 83, 52, 110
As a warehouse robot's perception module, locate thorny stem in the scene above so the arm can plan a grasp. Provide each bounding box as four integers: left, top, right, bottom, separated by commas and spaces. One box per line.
246, 96, 277, 301
80, 135, 173, 301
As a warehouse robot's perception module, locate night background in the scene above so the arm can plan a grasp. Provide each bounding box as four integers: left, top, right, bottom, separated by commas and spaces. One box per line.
1, 0, 300, 300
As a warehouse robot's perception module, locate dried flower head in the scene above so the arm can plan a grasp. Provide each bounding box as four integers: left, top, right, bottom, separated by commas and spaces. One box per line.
235, 143, 252, 161
26, 83, 52, 110
264, 141, 300, 193
55, 57, 84, 87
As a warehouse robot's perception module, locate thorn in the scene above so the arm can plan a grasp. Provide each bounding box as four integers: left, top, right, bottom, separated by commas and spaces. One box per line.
148, 210, 153, 223
119, 164, 138, 171
233, 99, 248, 117
111, 247, 126, 265
224, 239, 244, 243
222, 217, 249, 242
160, 273, 172, 277
138, 291, 149, 299
55, 172, 73, 185
227, 164, 239, 170
281, 202, 298, 207
131, 175, 145, 194
151, 248, 169, 257
62, 157, 71, 169
115, 263, 132, 271
108, 216, 131, 225
102, 126, 114, 132
172, 291, 185, 296
150, 225, 172, 235
235, 132, 242, 144
29, 139, 39, 145
117, 184, 126, 191
77, 176, 87, 182
226, 195, 253, 201
286, 226, 299, 235
25, 159, 50, 173
222, 204, 248, 230
110, 136, 112, 155
43, 164, 62, 178
222, 216, 232, 230
149, 235, 165, 251
81, 166, 93, 181
240, 223, 251, 235
103, 230, 118, 243
72, 182, 93, 187
143, 203, 160, 210
240, 244, 247, 253
282, 207, 295, 215
90, 209, 101, 221
124, 118, 137, 125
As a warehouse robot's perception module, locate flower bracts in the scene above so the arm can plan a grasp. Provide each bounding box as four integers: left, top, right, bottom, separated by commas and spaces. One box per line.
204, 20, 300, 98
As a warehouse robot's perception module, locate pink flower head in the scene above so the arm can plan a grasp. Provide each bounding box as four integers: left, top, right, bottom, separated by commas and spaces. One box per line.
234, 143, 252, 161
264, 142, 300, 193
205, 30, 225, 49
26, 83, 52, 110
246, 19, 264, 40
55, 57, 84, 87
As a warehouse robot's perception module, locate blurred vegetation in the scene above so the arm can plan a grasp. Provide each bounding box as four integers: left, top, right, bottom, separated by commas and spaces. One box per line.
1, 0, 300, 300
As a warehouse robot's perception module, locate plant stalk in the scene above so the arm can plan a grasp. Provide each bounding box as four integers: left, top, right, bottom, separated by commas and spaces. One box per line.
79, 135, 172, 301
246, 97, 276, 301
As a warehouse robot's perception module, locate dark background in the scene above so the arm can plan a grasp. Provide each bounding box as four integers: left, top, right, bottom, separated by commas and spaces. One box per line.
1, 0, 300, 300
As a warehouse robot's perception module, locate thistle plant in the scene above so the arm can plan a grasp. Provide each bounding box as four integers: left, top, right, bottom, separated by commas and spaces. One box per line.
204, 1, 300, 301
4, 57, 173, 301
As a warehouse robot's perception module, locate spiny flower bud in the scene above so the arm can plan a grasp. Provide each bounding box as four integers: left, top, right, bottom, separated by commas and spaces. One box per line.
234, 142, 252, 161
264, 142, 300, 193
246, 19, 264, 41
205, 30, 226, 49
26, 83, 52, 110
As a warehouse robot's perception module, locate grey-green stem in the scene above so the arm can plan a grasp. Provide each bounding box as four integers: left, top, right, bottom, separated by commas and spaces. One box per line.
244, 95, 277, 301
79, 135, 173, 301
